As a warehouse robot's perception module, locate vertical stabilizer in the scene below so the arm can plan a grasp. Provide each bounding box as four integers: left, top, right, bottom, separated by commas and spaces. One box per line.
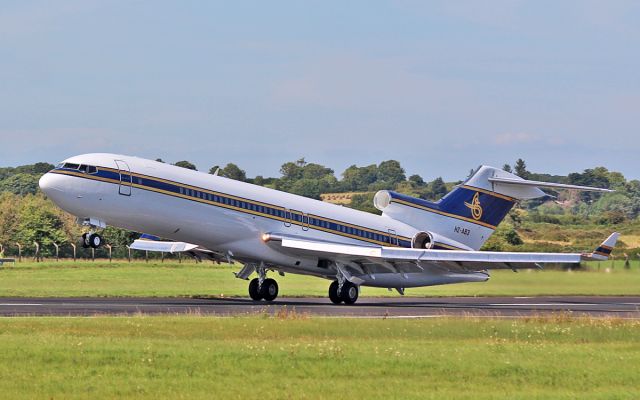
374, 166, 612, 250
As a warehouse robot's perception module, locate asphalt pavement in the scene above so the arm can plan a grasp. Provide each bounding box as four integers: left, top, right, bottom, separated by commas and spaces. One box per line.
0, 296, 639, 318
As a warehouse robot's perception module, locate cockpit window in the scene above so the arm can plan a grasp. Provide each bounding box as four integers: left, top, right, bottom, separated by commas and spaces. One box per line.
62, 163, 98, 174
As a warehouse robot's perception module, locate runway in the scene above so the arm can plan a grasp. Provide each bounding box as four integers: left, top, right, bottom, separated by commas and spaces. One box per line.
0, 296, 639, 318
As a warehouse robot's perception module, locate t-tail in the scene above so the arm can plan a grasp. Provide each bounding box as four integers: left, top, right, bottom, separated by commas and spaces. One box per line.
374, 166, 613, 251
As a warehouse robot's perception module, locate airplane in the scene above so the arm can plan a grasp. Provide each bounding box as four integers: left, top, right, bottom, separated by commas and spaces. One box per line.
38, 153, 619, 304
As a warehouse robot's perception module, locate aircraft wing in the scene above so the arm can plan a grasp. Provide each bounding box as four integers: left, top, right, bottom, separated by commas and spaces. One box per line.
263, 232, 619, 272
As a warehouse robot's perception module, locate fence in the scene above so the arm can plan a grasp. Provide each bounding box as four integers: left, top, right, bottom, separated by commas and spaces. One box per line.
0, 241, 190, 263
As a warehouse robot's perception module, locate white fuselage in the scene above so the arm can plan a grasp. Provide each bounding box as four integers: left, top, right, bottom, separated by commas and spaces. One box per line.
39, 153, 489, 288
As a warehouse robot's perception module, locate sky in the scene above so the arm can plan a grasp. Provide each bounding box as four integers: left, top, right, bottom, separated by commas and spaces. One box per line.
1, 0, 638, 181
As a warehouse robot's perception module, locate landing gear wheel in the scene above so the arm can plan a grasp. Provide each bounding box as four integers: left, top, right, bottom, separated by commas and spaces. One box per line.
341, 282, 359, 305
88, 233, 103, 249
328, 281, 342, 304
248, 278, 262, 301
260, 278, 279, 301
81, 233, 90, 248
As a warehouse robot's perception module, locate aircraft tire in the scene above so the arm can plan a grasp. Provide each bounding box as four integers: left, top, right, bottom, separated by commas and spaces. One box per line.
341, 282, 359, 305
261, 278, 279, 301
81, 233, 90, 249
89, 233, 103, 249
328, 281, 342, 304
248, 278, 262, 301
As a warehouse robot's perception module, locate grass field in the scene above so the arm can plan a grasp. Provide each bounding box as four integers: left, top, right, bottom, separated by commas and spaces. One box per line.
0, 315, 638, 399
0, 260, 639, 298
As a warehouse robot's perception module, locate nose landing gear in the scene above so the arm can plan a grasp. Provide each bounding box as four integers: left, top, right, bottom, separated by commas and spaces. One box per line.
81, 232, 103, 249
79, 218, 106, 249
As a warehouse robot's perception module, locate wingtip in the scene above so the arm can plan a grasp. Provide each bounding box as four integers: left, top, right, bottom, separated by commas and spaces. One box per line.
602, 232, 620, 247
586, 232, 619, 261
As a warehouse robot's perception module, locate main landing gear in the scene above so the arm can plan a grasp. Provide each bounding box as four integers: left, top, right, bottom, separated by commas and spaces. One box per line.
248, 264, 279, 302
328, 277, 359, 305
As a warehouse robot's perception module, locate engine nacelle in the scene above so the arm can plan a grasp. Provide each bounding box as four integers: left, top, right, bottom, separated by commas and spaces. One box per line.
412, 231, 434, 249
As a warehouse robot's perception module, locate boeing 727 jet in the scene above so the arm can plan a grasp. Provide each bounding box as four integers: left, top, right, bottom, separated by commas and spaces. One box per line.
39, 154, 618, 304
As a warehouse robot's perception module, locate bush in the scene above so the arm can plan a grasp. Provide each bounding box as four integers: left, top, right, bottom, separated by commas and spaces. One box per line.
504, 229, 523, 245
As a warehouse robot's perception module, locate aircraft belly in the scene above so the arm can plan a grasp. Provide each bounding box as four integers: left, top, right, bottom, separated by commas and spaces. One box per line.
355, 271, 490, 288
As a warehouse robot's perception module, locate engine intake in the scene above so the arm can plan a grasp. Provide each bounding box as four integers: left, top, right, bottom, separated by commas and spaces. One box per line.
412, 231, 434, 249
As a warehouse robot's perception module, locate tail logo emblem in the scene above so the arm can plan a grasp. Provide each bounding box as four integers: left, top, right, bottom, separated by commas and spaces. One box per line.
464, 192, 483, 220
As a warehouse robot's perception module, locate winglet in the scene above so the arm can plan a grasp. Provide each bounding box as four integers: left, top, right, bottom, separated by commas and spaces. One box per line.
583, 232, 619, 261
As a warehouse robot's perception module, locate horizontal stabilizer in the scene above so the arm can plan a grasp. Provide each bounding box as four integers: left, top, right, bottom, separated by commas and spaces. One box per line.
130, 239, 228, 263
130, 239, 199, 253
488, 177, 614, 193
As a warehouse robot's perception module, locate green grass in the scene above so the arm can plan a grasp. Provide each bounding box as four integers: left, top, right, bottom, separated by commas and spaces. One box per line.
0, 260, 639, 297
0, 316, 638, 399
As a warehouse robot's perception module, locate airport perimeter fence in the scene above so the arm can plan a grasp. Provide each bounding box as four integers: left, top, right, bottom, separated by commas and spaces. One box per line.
0, 241, 207, 264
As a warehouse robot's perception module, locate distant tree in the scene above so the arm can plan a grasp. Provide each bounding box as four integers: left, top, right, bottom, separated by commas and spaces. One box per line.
280, 161, 303, 181
349, 193, 380, 215
0, 174, 39, 195
568, 167, 611, 203
302, 163, 333, 180
341, 164, 378, 192
0, 193, 20, 245
25, 162, 54, 175
253, 175, 265, 186
408, 174, 425, 186
15, 195, 69, 253
430, 177, 448, 199
502, 164, 512, 173
155, 158, 165, 163
220, 163, 246, 181
377, 160, 405, 185
514, 159, 529, 179
289, 179, 322, 199
173, 161, 197, 170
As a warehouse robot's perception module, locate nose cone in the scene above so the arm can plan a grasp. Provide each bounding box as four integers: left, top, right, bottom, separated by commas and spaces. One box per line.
39, 172, 55, 195
39, 172, 66, 202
